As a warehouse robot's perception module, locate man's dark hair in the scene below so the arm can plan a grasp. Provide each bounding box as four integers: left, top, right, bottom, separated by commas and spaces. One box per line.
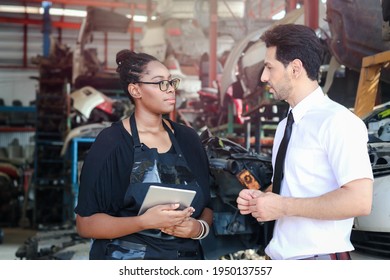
260, 24, 324, 81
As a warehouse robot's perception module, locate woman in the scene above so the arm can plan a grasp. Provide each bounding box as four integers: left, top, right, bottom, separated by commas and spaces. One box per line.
74, 50, 213, 260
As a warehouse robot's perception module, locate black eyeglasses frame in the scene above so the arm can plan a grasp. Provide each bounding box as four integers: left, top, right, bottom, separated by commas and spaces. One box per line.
137, 78, 180, 92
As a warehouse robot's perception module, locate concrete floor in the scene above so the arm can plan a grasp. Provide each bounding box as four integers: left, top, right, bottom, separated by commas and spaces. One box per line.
0, 227, 389, 260
0, 227, 37, 260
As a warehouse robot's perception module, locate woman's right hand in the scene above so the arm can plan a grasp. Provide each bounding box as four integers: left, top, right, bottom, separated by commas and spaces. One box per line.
140, 204, 194, 229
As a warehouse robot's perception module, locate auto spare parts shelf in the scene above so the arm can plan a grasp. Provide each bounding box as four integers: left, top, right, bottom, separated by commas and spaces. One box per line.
33, 70, 71, 227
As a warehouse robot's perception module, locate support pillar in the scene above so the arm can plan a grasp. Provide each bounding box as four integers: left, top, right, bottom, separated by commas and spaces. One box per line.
42, 1, 52, 57
304, 0, 318, 30
209, 0, 218, 87
286, 0, 298, 13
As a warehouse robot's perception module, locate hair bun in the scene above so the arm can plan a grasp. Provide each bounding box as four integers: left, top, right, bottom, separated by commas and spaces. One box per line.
116, 49, 134, 66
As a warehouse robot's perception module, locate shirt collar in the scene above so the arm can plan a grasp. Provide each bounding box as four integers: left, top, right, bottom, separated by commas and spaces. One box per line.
290, 86, 325, 124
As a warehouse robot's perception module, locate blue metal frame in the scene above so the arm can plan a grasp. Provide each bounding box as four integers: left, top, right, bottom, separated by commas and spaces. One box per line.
42, 1, 52, 57
0, 106, 36, 112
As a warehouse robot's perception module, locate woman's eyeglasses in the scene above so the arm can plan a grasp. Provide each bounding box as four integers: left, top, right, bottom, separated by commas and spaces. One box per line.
137, 78, 180, 92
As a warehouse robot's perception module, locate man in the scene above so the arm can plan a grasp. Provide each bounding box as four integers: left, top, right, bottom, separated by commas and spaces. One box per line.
236, 24, 373, 260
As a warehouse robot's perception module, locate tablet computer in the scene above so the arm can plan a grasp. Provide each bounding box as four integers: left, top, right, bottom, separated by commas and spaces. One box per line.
138, 185, 196, 215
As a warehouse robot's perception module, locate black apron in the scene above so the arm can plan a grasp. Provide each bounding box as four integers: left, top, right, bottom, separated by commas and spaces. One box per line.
90, 114, 205, 260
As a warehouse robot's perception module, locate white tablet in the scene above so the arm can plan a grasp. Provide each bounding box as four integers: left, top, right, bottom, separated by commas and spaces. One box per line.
138, 185, 196, 215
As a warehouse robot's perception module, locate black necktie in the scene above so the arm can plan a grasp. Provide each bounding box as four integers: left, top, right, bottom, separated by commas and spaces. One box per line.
272, 110, 294, 194
265, 110, 294, 245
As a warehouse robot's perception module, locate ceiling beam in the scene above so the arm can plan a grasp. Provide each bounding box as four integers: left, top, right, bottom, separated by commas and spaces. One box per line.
20, 0, 150, 9
0, 16, 142, 32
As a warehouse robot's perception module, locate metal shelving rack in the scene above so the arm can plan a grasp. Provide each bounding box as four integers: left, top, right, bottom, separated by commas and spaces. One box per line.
32, 64, 72, 227
0, 106, 36, 158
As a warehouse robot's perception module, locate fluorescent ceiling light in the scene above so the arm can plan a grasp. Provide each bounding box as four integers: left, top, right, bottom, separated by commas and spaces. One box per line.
0, 5, 85, 17
0, 5, 40, 14
272, 10, 286, 20
0, 5, 148, 22
127, 15, 156, 23
49, 8, 86, 17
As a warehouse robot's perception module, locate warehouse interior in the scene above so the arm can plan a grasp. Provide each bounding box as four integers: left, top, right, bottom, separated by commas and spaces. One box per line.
1, 0, 390, 260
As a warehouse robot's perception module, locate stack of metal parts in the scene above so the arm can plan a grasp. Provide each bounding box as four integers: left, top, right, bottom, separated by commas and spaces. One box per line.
31, 42, 73, 226
15, 227, 89, 260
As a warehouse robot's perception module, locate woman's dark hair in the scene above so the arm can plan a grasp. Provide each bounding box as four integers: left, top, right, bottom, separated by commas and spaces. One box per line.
116, 50, 159, 100
260, 24, 324, 81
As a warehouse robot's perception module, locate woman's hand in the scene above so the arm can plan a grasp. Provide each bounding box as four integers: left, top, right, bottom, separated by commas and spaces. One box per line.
161, 217, 201, 238
141, 204, 194, 230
